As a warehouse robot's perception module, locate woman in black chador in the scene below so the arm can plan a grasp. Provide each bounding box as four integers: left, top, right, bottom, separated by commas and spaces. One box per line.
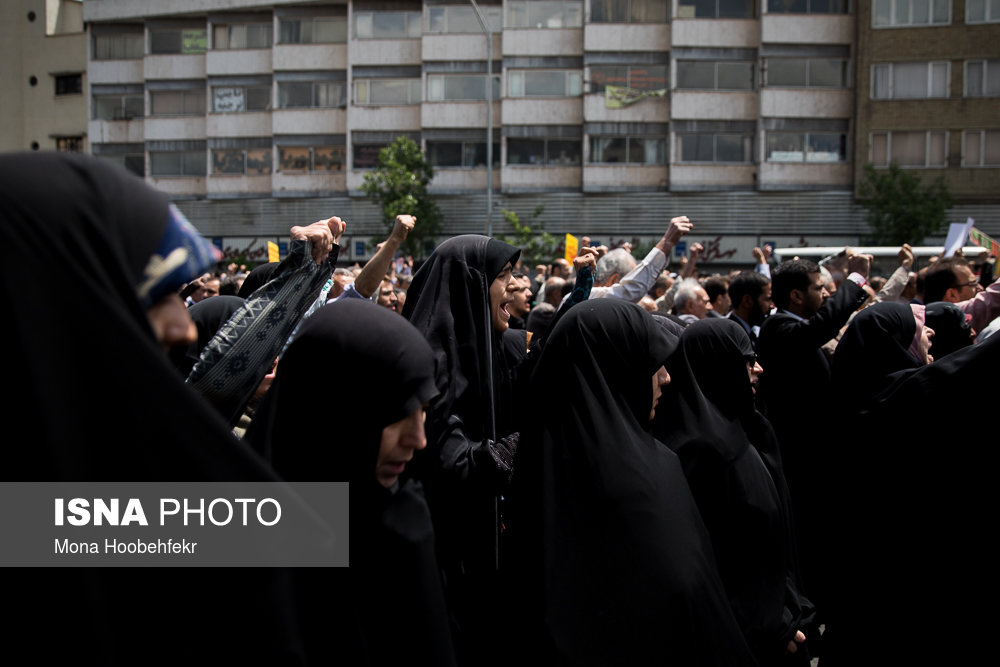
508, 299, 756, 666
249, 300, 455, 665
401, 235, 523, 663
824, 302, 1000, 665
656, 318, 815, 666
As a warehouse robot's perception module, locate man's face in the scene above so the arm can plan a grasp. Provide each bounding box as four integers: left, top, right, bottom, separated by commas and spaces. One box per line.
331, 272, 354, 298
377, 281, 398, 311
552, 260, 570, 279
801, 272, 828, 317
688, 287, 713, 319
202, 278, 220, 300
950, 265, 982, 302
507, 276, 532, 318
750, 283, 773, 326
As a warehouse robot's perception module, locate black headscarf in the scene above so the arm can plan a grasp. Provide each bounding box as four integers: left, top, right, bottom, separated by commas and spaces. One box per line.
169, 295, 245, 377
249, 300, 454, 665
402, 234, 520, 443
0, 152, 304, 663
508, 300, 756, 666
924, 300, 974, 359
658, 319, 814, 665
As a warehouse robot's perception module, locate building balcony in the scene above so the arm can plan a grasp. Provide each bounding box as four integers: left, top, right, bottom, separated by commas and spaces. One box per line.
427, 167, 501, 194
144, 54, 205, 80
272, 109, 347, 135
501, 165, 581, 192
502, 28, 583, 56
671, 91, 758, 120
206, 49, 273, 76
207, 174, 272, 197
349, 39, 421, 65
583, 164, 668, 192
583, 93, 669, 123
583, 23, 669, 52
347, 105, 421, 131
761, 15, 853, 45
671, 20, 759, 49
144, 116, 206, 141
669, 164, 757, 191
272, 171, 347, 196
88, 119, 145, 144
761, 89, 853, 119
206, 112, 271, 137
757, 162, 852, 190
421, 101, 500, 128
422, 33, 501, 61
148, 176, 206, 197
89, 59, 143, 84
502, 98, 582, 125
272, 43, 347, 71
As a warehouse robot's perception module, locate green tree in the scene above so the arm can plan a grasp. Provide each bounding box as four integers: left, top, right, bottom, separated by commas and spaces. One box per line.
858, 163, 952, 245
498, 205, 559, 268
361, 136, 443, 258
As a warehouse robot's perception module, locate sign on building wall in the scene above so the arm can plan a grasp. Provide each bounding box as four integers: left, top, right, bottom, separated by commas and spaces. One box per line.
213, 88, 245, 113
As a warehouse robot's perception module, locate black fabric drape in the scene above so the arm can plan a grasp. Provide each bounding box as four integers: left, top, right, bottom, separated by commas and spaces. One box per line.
657, 318, 815, 666
508, 300, 756, 666
249, 300, 454, 665
0, 152, 305, 664
169, 294, 245, 377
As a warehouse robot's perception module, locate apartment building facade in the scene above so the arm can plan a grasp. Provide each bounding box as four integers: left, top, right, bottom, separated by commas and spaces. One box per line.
79, 0, 999, 261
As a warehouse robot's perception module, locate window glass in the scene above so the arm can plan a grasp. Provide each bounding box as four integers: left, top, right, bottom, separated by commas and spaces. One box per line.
93, 33, 143, 60
278, 17, 347, 43
355, 79, 422, 105
212, 87, 271, 112
55, 74, 82, 96
507, 1, 584, 28
214, 24, 272, 49
150, 151, 205, 176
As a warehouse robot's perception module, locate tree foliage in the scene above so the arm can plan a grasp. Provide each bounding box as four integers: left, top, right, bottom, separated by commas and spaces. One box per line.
360, 136, 443, 258
858, 163, 952, 245
497, 205, 559, 268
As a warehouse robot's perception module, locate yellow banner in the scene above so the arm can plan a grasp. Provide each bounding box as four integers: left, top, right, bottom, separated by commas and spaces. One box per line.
564, 234, 579, 266
605, 85, 667, 109
267, 241, 280, 263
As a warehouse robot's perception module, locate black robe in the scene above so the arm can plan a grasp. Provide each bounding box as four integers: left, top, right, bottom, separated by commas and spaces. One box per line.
508, 299, 757, 666
249, 300, 454, 666
400, 235, 521, 663
0, 152, 306, 664
657, 318, 815, 666
826, 302, 1000, 665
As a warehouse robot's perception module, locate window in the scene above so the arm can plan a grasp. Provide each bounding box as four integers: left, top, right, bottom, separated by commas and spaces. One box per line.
507, 138, 581, 165
354, 11, 421, 38
508, 70, 583, 96
55, 74, 82, 96
150, 151, 206, 176
962, 130, 1000, 166
354, 79, 421, 105
590, 65, 668, 92
427, 141, 500, 167
676, 61, 754, 90
873, 0, 950, 26
99, 153, 145, 177
427, 75, 500, 101
353, 143, 389, 168
427, 5, 502, 32
212, 148, 272, 175
278, 146, 345, 172
278, 82, 346, 108
93, 94, 144, 120
212, 86, 271, 112
872, 62, 949, 99
278, 17, 347, 43
506, 1, 583, 28
590, 0, 669, 22
678, 133, 754, 162
56, 137, 84, 152
766, 132, 847, 162
150, 28, 207, 54
766, 0, 848, 12
967, 0, 1000, 22
590, 136, 667, 163
677, 0, 755, 18
151, 90, 206, 116
965, 60, 1000, 96
214, 23, 272, 49
870, 131, 948, 167
93, 33, 143, 60
765, 58, 849, 87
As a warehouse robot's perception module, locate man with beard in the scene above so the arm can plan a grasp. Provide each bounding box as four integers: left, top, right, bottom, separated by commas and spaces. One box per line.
727, 271, 773, 350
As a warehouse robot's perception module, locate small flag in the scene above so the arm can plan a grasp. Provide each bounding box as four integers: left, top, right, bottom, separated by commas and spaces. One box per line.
268, 241, 280, 263
564, 234, 579, 266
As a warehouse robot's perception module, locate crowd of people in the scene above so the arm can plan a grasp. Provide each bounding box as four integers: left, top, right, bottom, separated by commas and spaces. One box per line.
5, 151, 999, 665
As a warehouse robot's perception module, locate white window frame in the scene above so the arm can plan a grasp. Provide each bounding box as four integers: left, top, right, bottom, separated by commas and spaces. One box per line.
508, 70, 583, 97
872, 0, 951, 27
961, 130, 1000, 166
964, 59, 1000, 97
966, 0, 1000, 23
353, 79, 422, 105
870, 61, 950, 99
869, 130, 949, 168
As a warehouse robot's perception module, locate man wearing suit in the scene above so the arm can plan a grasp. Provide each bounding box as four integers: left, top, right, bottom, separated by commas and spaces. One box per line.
726, 270, 772, 350
755, 255, 870, 641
